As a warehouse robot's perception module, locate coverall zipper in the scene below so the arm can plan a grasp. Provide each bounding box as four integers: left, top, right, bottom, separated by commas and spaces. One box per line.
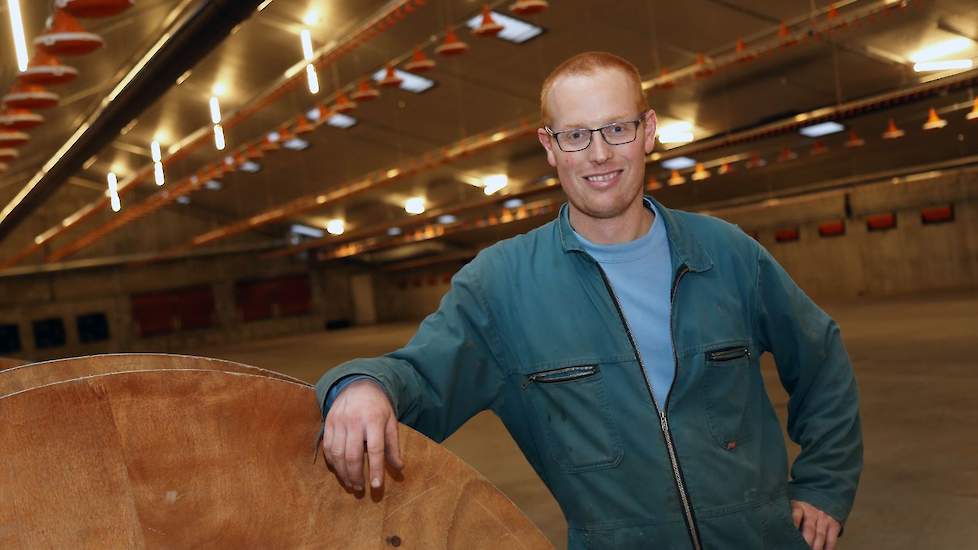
595, 262, 703, 550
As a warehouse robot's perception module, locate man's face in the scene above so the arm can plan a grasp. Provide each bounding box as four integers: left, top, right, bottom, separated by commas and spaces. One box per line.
538, 68, 656, 224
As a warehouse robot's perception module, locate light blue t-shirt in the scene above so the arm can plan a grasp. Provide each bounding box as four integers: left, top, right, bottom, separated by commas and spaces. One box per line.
572, 200, 675, 409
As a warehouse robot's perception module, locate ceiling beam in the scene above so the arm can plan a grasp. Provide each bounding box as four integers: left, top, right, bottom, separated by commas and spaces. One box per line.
0, 0, 266, 241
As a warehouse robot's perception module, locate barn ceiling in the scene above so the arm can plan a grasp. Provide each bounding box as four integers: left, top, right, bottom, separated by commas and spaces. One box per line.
0, 0, 976, 272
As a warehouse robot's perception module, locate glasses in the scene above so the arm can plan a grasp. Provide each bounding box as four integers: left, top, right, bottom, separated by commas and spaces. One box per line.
545, 113, 645, 152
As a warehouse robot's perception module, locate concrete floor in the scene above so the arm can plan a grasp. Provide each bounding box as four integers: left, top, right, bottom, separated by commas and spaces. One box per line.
192, 290, 978, 549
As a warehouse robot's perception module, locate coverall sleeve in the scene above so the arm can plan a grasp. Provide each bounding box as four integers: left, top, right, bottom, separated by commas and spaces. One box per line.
753, 244, 863, 524
315, 261, 506, 443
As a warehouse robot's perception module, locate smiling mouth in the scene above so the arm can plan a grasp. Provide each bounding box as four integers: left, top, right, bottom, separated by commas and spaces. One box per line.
584, 170, 622, 183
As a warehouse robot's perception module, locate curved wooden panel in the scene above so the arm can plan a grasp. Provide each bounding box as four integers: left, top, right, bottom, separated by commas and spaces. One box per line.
0, 369, 553, 549
0, 353, 304, 398
0, 356, 28, 371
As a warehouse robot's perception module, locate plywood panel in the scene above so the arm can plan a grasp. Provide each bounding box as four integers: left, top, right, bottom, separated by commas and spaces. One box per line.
0, 368, 552, 549
0, 356, 28, 371
0, 353, 302, 398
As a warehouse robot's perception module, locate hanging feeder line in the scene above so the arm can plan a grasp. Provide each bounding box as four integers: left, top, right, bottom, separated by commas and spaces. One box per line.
2, 0, 430, 268
43, 118, 536, 262
262, 175, 559, 259
644, 0, 924, 91
653, 67, 978, 172
29, 0, 519, 264
317, 196, 562, 261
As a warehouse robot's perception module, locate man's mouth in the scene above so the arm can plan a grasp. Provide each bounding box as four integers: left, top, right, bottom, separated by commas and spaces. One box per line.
584, 170, 622, 183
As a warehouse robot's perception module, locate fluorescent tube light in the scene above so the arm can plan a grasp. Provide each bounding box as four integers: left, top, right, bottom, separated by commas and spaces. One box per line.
799, 121, 845, 137
327, 113, 357, 128
661, 156, 696, 170
913, 59, 973, 72
290, 223, 325, 238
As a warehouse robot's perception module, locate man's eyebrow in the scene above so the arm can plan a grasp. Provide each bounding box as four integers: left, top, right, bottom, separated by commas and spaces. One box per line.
556, 114, 633, 129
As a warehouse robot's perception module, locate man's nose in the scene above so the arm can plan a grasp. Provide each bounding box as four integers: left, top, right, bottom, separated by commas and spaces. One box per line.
587, 131, 612, 163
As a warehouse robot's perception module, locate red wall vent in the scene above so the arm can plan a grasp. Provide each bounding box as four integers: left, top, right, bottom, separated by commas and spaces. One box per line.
818, 220, 846, 237
866, 213, 896, 232
920, 205, 954, 225
774, 227, 800, 242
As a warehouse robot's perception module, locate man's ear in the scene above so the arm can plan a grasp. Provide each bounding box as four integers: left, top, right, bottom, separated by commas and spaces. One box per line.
538, 128, 558, 168
643, 109, 658, 155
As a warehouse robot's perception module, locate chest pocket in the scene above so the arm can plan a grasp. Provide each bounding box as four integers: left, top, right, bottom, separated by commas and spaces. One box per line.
520, 363, 623, 473
702, 342, 755, 449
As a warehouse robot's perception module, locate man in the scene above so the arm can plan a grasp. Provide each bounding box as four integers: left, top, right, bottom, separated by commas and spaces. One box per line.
317, 52, 862, 550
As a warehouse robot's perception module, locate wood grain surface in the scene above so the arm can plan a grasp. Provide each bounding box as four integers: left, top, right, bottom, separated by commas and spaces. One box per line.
0, 367, 554, 549
0, 353, 304, 397
0, 356, 28, 371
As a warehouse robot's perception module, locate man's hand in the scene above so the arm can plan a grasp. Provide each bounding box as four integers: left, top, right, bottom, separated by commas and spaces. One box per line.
322, 379, 403, 492
791, 500, 841, 550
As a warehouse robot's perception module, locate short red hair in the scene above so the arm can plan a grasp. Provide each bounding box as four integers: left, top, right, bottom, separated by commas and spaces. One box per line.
540, 51, 648, 126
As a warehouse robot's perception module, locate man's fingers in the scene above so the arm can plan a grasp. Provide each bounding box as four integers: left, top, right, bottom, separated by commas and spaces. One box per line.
365, 422, 386, 489
322, 420, 334, 463
826, 521, 840, 550
345, 425, 366, 491
385, 415, 403, 470
812, 513, 827, 550
329, 424, 350, 487
791, 502, 803, 529
800, 509, 816, 547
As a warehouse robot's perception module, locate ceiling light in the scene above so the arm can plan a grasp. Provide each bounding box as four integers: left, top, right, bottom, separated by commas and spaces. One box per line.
204, 179, 222, 190
503, 198, 524, 209
464, 10, 542, 44
7, 0, 29, 72
257, 0, 274, 11
153, 162, 165, 186
303, 9, 320, 26
483, 174, 508, 195
213, 124, 225, 150
913, 59, 973, 72
405, 196, 425, 214
437, 214, 457, 224
326, 113, 356, 128
305, 63, 319, 94
326, 219, 344, 235
212, 82, 226, 97
371, 67, 434, 93
150, 140, 162, 162
209, 96, 222, 124
300, 29, 314, 61
239, 160, 261, 173
661, 156, 696, 170
658, 121, 695, 144
387, 226, 402, 236
283, 137, 309, 150
106, 171, 121, 212
799, 121, 845, 137
291, 223, 324, 238
176, 69, 192, 86
909, 37, 972, 63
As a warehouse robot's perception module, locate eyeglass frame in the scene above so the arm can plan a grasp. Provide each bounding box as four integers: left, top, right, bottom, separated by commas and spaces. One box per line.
544, 111, 648, 153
